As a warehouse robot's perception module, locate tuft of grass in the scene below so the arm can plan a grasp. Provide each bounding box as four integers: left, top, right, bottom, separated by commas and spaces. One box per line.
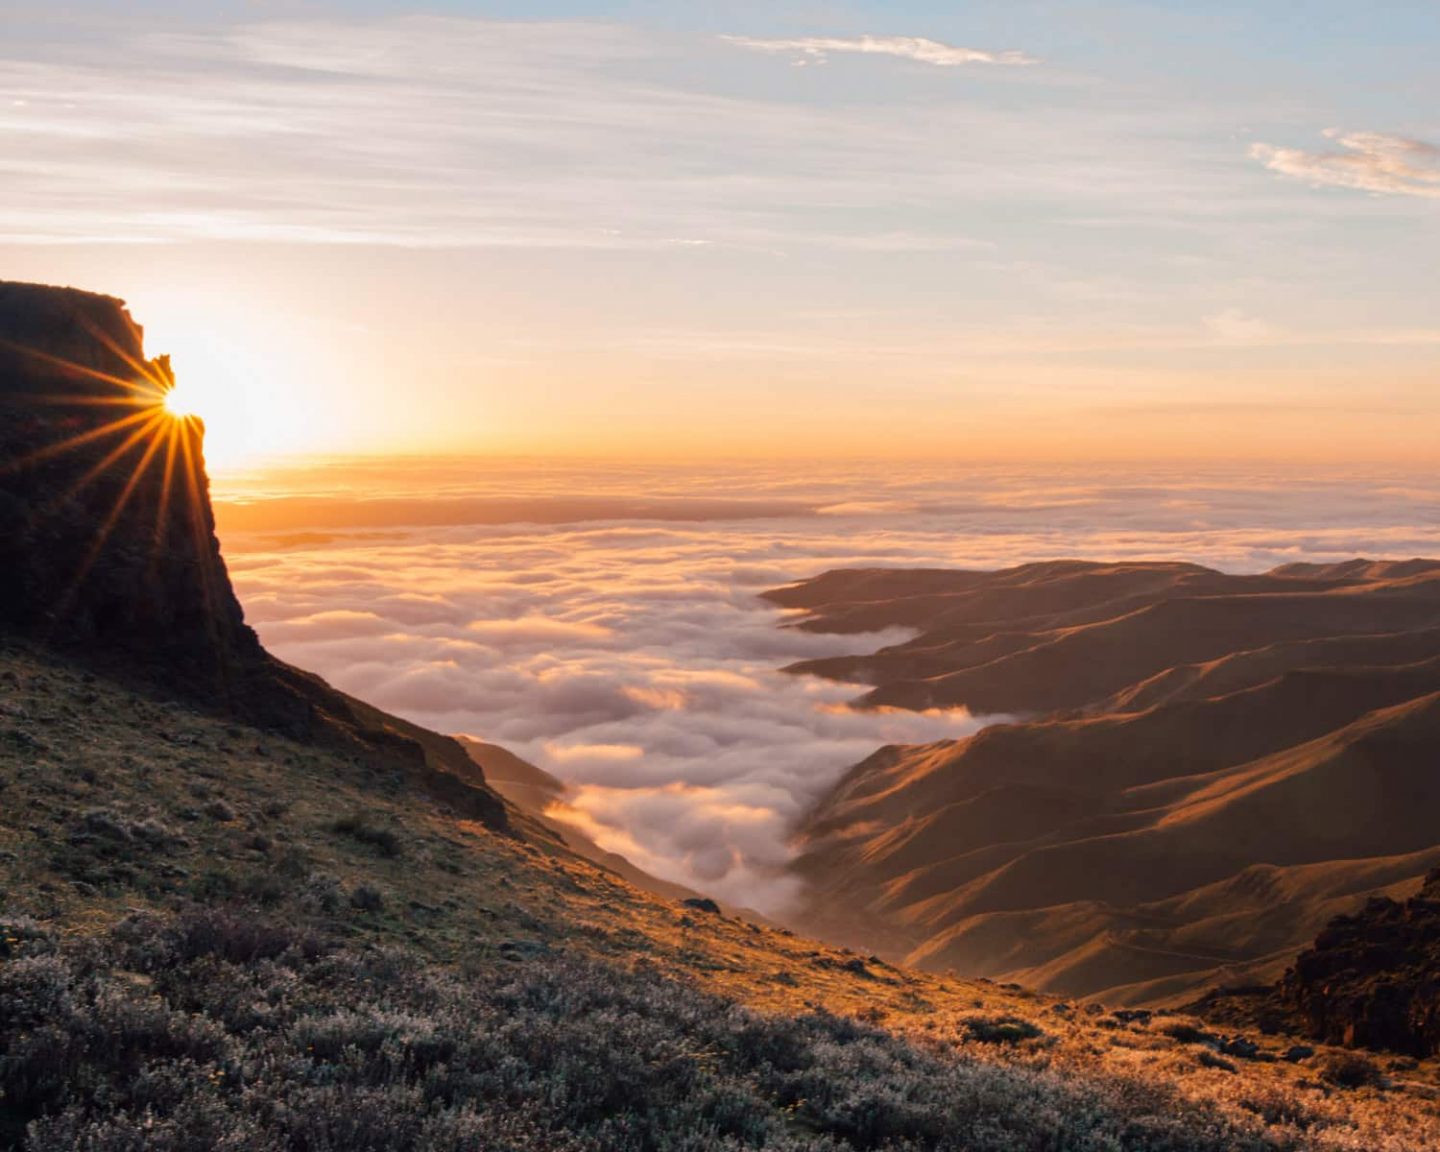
1162, 1021, 1216, 1046
351, 883, 385, 912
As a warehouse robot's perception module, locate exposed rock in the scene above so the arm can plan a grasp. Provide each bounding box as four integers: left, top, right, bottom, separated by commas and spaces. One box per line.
0, 281, 509, 830
683, 897, 722, 915
0, 281, 258, 696
1280, 870, 1440, 1057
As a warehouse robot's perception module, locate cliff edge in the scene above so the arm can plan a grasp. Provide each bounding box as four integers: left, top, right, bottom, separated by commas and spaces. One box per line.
0, 280, 508, 828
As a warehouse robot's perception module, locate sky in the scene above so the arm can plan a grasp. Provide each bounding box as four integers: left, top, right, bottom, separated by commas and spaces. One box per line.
1, 1, 1436, 467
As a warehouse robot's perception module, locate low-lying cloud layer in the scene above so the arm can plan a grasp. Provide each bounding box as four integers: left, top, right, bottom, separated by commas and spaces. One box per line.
221, 463, 1440, 912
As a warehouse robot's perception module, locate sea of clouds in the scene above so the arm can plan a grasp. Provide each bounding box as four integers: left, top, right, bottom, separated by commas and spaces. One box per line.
218, 461, 1440, 912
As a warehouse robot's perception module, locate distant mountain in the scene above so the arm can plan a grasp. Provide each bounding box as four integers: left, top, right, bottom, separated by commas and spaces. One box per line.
768, 560, 1440, 1007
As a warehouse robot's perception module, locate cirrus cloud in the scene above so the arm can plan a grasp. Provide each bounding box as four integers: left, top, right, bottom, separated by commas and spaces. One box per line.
1250, 130, 1440, 200
721, 34, 1036, 68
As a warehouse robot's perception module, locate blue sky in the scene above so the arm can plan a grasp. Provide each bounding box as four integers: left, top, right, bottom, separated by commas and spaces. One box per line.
0, 1, 1435, 464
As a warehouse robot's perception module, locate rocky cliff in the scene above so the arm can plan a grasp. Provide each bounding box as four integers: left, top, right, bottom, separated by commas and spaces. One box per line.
0, 282, 259, 696
0, 281, 508, 828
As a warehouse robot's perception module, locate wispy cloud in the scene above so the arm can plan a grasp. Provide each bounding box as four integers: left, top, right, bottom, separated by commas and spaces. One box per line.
720, 34, 1036, 68
1251, 130, 1440, 199
0, 15, 1323, 256
0, 17, 1058, 249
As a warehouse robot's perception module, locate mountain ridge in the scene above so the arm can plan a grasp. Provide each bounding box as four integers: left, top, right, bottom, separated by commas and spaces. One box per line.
771, 560, 1440, 1009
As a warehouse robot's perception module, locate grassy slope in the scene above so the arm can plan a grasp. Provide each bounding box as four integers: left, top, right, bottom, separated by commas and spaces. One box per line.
3, 639, 1439, 1149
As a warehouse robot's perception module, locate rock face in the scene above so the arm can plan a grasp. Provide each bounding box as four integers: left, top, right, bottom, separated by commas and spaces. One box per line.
0, 281, 259, 697
0, 281, 509, 829
1281, 870, 1440, 1056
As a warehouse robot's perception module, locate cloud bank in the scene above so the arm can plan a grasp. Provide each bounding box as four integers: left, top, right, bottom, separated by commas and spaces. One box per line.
1251, 131, 1440, 199
221, 463, 1440, 913
721, 35, 1036, 68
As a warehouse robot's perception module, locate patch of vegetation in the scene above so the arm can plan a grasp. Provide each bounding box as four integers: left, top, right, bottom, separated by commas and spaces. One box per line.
962, 1014, 1045, 1045
1317, 1051, 1385, 1090
350, 882, 386, 912
1197, 1050, 1237, 1074
2, 909, 1296, 1152
3, 643, 1437, 1152
1162, 1021, 1216, 1046
329, 812, 403, 858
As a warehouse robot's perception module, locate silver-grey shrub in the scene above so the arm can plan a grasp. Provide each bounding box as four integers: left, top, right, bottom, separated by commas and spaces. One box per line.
3, 909, 1292, 1152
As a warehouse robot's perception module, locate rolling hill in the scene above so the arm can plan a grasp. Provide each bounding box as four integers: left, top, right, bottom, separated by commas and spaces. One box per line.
769, 561, 1440, 1007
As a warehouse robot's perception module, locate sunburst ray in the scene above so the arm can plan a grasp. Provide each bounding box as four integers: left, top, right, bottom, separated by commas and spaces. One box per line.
0, 335, 164, 400
51, 413, 175, 613
44, 409, 171, 515
2, 407, 162, 476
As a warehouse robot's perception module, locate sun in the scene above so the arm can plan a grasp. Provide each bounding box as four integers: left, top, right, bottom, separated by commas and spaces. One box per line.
162, 384, 197, 420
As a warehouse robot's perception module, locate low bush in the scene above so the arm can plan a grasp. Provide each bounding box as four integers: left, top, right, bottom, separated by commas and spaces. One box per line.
1317, 1050, 1385, 1089
1161, 1021, 1215, 1046
962, 1014, 1044, 1045
350, 883, 385, 912
329, 813, 403, 858
0, 909, 1291, 1152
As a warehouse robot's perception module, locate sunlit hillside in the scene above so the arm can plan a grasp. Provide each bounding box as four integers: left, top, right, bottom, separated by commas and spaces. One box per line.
5, 639, 1440, 1150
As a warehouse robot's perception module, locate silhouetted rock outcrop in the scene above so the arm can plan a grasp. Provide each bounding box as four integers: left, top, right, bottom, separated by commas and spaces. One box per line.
0, 282, 258, 695
1280, 870, 1440, 1057
0, 281, 508, 829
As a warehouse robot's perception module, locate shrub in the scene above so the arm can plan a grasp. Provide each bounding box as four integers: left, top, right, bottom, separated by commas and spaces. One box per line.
299, 872, 343, 915
962, 1015, 1044, 1044
1318, 1050, 1385, 1089
1196, 1050, 1236, 1073
330, 813, 403, 858
0, 913, 50, 959
167, 908, 308, 965
0, 908, 1401, 1152
351, 883, 385, 912
1161, 1021, 1215, 1046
